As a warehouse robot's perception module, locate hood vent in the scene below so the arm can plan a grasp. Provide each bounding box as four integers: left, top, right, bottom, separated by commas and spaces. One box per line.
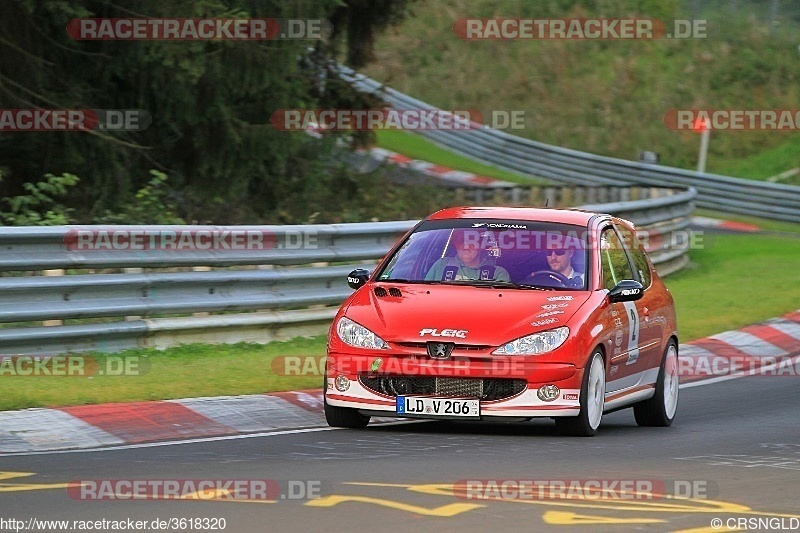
374, 287, 402, 298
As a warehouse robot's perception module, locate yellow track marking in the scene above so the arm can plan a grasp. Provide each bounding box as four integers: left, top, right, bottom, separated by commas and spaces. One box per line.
305, 495, 483, 516
542, 510, 665, 525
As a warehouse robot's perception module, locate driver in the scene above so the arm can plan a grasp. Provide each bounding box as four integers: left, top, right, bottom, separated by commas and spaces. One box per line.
522, 241, 584, 288
425, 228, 510, 282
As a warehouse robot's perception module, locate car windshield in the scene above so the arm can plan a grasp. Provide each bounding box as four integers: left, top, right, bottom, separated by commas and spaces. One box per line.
376, 219, 589, 290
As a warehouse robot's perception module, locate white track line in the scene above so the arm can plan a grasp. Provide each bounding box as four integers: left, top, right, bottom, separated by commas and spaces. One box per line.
0, 421, 423, 457
3, 348, 798, 457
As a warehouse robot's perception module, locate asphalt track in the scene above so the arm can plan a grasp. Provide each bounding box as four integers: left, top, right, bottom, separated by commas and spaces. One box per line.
1, 375, 798, 533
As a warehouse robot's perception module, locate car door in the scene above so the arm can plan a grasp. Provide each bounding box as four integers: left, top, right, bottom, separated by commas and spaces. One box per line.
598, 225, 644, 394
613, 220, 663, 383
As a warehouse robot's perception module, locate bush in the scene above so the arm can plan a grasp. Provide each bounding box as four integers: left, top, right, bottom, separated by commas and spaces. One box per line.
0, 172, 79, 225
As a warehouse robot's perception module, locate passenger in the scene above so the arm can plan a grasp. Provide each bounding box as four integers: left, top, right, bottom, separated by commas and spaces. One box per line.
425, 228, 510, 282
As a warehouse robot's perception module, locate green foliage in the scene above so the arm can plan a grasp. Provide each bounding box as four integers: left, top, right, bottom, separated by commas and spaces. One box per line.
666, 233, 800, 341
712, 137, 800, 182
0, 172, 79, 225
3, 0, 797, 225
329, 0, 417, 67
93, 170, 185, 224
375, 130, 548, 184
363, 0, 800, 176
0, 337, 328, 410
0, 0, 417, 223
257, 140, 454, 223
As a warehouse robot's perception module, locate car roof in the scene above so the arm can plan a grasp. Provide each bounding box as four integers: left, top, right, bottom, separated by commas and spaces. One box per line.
426, 206, 602, 226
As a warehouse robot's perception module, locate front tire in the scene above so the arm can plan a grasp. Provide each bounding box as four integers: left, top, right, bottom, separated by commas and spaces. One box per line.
634, 340, 679, 427
324, 398, 370, 428
555, 350, 605, 437
323, 374, 370, 429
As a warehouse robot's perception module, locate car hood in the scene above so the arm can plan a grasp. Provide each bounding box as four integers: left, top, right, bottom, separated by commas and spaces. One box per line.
342, 283, 591, 346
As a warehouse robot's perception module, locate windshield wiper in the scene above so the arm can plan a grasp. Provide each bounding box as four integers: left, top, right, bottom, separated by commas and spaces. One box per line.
381, 279, 553, 289
379, 278, 442, 284
515, 283, 558, 291
445, 280, 544, 290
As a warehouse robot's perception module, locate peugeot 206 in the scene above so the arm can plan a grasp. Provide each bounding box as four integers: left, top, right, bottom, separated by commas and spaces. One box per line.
324, 207, 679, 436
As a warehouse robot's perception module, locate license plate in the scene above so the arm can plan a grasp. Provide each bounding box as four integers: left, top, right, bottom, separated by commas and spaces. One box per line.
396, 396, 480, 419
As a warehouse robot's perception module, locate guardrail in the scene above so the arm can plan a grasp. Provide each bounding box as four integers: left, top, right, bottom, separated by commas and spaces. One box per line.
0, 185, 695, 355
0, 222, 411, 271
335, 64, 800, 223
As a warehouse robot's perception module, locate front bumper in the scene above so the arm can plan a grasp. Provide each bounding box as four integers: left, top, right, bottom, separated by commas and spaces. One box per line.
326, 351, 583, 418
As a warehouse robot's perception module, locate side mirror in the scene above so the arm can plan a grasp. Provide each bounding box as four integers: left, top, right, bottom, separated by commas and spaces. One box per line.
347, 268, 370, 290
608, 280, 644, 303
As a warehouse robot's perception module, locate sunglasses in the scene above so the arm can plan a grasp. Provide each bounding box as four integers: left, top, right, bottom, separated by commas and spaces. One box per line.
544, 249, 567, 256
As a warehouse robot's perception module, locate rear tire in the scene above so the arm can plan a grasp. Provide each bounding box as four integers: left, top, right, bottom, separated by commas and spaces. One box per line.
555, 350, 605, 437
634, 341, 679, 427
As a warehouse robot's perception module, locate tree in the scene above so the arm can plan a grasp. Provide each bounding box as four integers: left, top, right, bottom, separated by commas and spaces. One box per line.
0, 0, 416, 223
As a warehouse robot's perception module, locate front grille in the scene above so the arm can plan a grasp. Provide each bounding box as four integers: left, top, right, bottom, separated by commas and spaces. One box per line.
360, 376, 525, 401
436, 377, 482, 397
394, 342, 491, 351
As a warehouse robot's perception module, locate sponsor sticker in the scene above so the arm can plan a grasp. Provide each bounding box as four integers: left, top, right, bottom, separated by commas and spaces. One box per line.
534, 310, 565, 319
531, 318, 559, 327
542, 303, 570, 310
419, 328, 468, 338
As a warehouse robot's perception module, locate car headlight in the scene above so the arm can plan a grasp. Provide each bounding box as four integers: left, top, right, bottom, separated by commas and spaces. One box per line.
336, 317, 388, 349
492, 327, 570, 355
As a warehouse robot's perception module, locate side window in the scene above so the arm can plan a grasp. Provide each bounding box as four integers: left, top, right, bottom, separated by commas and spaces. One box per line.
614, 223, 652, 288
379, 231, 441, 280
600, 227, 634, 291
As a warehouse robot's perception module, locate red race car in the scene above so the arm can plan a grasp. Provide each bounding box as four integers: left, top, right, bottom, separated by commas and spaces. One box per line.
324, 206, 679, 436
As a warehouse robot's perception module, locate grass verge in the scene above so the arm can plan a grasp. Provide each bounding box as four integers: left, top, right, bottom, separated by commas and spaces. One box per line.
364, 1, 800, 176
375, 130, 547, 185
710, 136, 800, 183
664, 233, 800, 341
0, 338, 326, 411
694, 208, 800, 235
